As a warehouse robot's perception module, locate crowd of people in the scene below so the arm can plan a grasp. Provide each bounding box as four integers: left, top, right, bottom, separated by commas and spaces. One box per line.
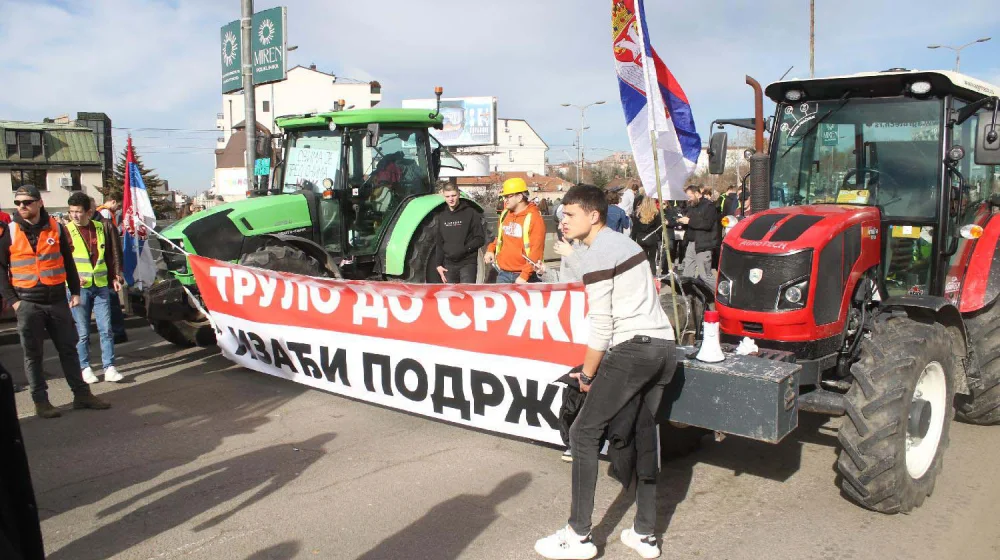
0, 186, 132, 418
442, 178, 742, 290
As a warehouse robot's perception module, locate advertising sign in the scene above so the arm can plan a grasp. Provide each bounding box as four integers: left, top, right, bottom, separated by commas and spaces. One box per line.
220, 6, 288, 93
402, 97, 498, 147
190, 256, 588, 445
821, 123, 839, 146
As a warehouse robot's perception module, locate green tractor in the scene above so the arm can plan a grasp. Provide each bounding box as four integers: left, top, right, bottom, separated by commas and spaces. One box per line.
146, 98, 479, 347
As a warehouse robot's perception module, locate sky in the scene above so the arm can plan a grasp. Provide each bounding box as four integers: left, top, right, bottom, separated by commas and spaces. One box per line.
1, 0, 998, 194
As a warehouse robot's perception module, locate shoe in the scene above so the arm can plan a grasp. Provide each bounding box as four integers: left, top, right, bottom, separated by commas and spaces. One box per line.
82, 367, 99, 384
621, 527, 660, 558
73, 393, 111, 410
534, 525, 596, 559
35, 401, 62, 419
103, 366, 123, 383
562, 448, 573, 463
114, 333, 128, 344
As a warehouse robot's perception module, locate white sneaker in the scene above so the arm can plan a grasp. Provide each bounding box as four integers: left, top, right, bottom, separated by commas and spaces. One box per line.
561, 448, 573, 463
103, 366, 123, 383
82, 367, 99, 384
534, 525, 596, 559
621, 527, 660, 558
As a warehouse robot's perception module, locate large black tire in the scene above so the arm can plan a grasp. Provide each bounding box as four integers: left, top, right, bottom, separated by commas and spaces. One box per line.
400, 216, 439, 284
837, 317, 955, 513
239, 244, 325, 276
956, 302, 1000, 425
150, 318, 216, 348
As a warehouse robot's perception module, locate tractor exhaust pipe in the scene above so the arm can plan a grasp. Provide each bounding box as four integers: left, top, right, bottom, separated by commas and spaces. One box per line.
746, 76, 770, 215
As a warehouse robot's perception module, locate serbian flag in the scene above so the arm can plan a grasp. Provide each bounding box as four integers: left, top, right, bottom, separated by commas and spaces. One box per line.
121, 136, 157, 288
612, 0, 700, 200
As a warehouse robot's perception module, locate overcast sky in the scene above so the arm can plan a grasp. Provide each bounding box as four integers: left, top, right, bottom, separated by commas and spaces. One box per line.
1, 0, 998, 194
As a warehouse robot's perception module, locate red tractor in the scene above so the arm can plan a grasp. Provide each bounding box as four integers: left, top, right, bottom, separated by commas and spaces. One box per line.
708, 70, 1000, 513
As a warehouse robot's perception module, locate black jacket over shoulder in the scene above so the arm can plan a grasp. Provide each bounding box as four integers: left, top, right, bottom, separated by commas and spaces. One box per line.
435, 200, 485, 267
631, 214, 662, 249
558, 369, 662, 486
684, 198, 721, 253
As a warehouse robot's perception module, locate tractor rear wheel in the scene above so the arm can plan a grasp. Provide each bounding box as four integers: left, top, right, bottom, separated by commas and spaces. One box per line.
400, 216, 439, 284
836, 316, 954, 513
956, 302, 1000, 425
239, 244, 326, 277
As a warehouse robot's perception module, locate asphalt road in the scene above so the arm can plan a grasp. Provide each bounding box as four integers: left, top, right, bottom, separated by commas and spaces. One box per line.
3, 326, 999, 560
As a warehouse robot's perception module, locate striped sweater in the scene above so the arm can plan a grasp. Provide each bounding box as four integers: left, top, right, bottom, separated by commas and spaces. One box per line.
580, 227, 673, 351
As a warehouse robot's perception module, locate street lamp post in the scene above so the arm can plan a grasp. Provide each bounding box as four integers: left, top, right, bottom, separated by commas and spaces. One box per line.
927, 37, 991, 71
561, 101, 605, 184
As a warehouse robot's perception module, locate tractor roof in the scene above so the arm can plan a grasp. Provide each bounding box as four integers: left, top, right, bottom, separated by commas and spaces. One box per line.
766, 70, 999, 104
275, 108, 444, 130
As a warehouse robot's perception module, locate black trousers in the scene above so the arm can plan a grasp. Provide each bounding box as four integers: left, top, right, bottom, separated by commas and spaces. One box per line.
443, 261, 478, 284
568, 336, 676, 536
16, 300, 87, 403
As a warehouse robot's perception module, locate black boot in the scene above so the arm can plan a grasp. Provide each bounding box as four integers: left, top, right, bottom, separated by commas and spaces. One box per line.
73, 392, 111, 410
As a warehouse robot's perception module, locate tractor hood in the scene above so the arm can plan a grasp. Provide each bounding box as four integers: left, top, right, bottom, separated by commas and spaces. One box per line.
725, 205, 881, 254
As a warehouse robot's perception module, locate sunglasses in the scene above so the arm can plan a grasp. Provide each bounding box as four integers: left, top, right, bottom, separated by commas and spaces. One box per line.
13, 199, 38, 207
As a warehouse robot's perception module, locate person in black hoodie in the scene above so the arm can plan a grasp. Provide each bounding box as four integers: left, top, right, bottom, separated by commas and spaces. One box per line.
434, 184, 485, 283
677, 185, 720, 287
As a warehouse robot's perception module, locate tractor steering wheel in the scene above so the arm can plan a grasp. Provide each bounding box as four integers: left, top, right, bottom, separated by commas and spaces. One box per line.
840, 167, 902, 208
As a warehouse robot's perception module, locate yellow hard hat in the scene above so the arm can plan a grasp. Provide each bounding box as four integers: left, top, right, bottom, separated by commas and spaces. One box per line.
501, 177, 529, 197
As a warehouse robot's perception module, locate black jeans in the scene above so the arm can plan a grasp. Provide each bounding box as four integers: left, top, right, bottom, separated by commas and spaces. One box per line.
16, 300, 88, 403
443, 261, 478, 284
568, 336, 676, 536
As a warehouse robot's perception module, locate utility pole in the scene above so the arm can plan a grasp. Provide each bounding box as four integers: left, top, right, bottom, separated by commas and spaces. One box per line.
809, 0, 815, 78
241, 0, 257, 194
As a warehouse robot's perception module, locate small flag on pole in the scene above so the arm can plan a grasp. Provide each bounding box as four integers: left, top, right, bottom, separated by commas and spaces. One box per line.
121, 136, 157, 288
612, 0, 700, 200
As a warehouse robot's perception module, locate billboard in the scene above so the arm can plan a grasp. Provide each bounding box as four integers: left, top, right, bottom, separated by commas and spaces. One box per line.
402, 97, 497, 147
221, 6, 288, 93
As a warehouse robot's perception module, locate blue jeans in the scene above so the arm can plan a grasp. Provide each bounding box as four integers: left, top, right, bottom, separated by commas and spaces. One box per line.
494, 269, 539, 284
71, 286, 115, 370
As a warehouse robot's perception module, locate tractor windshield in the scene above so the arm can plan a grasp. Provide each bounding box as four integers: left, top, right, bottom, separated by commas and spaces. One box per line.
770, 97, 944, 218
282, 129, 343, 193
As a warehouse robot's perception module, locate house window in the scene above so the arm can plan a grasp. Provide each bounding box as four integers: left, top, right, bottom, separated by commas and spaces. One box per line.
71, 170, 82, 191
262, 100, 270, 113
508, 150, 514, 162
11, 169, 48, 191
518, 135, 523, 146
11, 131, 42, 158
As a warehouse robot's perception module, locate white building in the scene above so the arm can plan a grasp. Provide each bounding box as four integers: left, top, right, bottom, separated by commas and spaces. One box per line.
216, 65, 382, 149
454, 118, 547, 176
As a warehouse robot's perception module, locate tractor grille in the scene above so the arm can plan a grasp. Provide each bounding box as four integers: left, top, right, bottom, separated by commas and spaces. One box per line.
720, 246, 813, 312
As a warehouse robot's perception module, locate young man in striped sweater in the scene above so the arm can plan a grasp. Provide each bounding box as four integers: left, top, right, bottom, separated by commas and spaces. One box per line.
535, 184, 676, 560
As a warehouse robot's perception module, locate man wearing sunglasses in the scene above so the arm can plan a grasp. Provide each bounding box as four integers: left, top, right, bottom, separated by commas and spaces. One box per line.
0, 185, 111, 418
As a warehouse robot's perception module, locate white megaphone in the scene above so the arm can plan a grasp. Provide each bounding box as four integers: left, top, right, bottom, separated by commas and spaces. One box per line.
696, 310, 725, 363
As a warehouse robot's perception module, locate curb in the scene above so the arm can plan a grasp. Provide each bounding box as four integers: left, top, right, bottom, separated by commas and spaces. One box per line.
0, 316, 149, 347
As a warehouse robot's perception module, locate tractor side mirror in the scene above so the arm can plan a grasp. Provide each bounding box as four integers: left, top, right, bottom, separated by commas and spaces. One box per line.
765, 116, 775, 134
708, 132, 728, 175
366, 123, 381, 148
974, 103, 1000, 165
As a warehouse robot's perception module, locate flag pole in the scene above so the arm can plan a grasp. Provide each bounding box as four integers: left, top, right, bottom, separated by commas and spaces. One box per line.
633, 1, 682, 341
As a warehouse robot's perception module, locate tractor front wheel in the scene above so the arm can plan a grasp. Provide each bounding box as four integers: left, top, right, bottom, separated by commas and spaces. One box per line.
956, 302, 1000, 425
836, 317, 954, 513
400, 216, 439, 284
239, 244, 326, 277
150, 317, 216, 348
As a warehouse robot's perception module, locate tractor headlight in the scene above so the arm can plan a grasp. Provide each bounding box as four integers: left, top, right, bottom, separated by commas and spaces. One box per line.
778, 279, 809, 310
718, 279, 732, 298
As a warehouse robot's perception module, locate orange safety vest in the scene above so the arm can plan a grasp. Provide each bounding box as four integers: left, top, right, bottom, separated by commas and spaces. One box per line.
8, 217, 67, 288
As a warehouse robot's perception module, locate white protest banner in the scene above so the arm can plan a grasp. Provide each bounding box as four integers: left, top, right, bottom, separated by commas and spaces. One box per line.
190, 256, 589, 445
